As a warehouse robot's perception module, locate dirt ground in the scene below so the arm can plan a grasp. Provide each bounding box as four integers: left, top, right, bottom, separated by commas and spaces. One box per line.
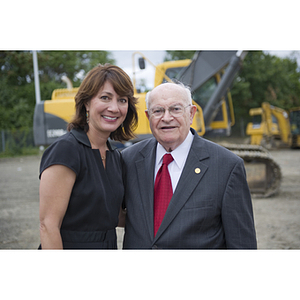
0, 146, 300, 250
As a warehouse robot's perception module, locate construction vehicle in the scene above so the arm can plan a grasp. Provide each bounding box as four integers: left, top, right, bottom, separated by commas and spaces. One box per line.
246, 103, 300, 149
289, 107, 300, 148
33, 51, 281, 197
33, 76, 79, 146
246, 102, 291, 149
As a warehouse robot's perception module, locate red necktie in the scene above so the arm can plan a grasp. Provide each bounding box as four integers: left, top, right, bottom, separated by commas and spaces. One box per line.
154, 153, 174, 236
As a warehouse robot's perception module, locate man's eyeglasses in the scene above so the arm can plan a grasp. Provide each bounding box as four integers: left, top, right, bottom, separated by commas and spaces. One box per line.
148, 104, 191, 119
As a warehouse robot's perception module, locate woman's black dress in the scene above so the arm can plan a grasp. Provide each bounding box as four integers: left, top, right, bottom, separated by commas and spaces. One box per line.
39, 128, 123, 249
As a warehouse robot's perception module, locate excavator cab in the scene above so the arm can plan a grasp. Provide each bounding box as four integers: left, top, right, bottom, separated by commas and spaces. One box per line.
246, 102, 291, 148
177, 51, 240, 137
290, 107, 300, 148
191, 74, 234, 136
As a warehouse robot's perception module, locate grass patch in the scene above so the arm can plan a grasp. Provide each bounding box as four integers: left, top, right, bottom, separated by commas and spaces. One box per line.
0, 146, 40, 158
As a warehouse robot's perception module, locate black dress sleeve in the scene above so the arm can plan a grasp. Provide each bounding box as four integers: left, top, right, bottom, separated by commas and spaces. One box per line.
39, 137, 80, 179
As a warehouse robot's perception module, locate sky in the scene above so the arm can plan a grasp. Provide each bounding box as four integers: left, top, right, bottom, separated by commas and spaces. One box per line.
110, 50, 166, 90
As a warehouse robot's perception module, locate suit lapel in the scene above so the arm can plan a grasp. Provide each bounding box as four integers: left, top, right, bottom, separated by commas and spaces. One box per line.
153, 133, 210, 242
135, 139, 157, 239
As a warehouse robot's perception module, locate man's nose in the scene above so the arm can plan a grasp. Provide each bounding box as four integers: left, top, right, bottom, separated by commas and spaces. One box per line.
161, 109, 174, 121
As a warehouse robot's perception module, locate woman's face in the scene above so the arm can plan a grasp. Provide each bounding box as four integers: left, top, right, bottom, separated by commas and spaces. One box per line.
85, 80, 128, 135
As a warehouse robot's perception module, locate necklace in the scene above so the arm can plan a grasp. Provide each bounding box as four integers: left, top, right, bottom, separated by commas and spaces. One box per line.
87, 133, 107, 161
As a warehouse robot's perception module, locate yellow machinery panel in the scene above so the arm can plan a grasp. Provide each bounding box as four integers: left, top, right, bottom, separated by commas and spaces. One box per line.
44, 99, 75, 122
51, 88, 79, 100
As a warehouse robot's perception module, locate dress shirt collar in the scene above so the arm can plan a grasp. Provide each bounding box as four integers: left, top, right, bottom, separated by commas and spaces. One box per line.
156, 130, 194, 169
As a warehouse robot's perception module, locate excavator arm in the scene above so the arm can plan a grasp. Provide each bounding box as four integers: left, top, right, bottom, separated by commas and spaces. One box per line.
178, 50, 247, 130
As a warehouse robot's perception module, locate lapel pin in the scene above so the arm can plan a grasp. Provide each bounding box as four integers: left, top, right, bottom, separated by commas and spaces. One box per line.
195, 168, 201, 174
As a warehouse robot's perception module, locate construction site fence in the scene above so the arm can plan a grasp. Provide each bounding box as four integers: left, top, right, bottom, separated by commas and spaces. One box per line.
0, 128, 36, 155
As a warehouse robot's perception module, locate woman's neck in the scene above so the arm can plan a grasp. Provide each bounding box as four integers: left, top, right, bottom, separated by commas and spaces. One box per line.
86, 129, 109, 158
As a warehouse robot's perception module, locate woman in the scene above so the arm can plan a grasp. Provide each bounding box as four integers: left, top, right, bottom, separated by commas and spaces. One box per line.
39, 64, 138, 249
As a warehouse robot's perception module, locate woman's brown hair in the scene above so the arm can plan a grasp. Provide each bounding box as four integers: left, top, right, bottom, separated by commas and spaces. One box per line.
67, 63, 138, 141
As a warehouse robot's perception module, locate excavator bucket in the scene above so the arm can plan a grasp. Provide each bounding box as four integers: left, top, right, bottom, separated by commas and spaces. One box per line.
178, 51, 236, 91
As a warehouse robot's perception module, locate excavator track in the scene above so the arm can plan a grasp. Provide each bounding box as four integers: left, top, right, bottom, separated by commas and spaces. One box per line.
219, 143, 282, 198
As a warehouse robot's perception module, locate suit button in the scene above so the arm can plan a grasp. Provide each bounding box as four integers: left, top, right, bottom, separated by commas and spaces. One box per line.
152, 245, 158, 249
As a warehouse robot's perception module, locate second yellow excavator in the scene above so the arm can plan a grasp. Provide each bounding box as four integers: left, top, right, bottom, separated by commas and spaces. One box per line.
246, 102, 291, 149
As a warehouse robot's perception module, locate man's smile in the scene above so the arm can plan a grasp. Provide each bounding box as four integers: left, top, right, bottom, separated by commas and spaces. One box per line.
160, 126, 177, 130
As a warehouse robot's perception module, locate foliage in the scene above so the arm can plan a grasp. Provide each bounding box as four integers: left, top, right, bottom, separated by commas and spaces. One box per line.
231, 51, 300, 125
0, 51, 115, 130
164, 50, 196, 61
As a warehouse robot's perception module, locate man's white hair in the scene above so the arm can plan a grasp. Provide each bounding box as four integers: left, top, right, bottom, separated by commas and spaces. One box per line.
145, 81, 192, 110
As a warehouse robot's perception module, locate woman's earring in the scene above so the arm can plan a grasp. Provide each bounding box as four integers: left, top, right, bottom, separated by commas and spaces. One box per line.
86, 111, 89, 124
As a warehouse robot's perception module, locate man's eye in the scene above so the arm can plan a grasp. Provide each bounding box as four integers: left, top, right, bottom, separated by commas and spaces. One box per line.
171, 106, 182, 113
173, 107, 182, 111
153, 109, 163, 114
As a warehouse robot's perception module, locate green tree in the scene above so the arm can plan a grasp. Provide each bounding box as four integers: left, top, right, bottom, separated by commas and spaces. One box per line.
0, 51, 115, 130
164, 50, 196, 61
231, 51, 300, 128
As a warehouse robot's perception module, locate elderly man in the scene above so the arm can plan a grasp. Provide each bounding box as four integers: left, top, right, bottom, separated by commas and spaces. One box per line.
121, 81, 257, 249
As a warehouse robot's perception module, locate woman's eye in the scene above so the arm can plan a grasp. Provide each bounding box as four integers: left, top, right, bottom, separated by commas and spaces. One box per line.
119, 98, 128, 103
101, 96, 109, 101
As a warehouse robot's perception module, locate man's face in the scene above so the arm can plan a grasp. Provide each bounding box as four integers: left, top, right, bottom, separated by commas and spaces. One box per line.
145, 83, 197, 152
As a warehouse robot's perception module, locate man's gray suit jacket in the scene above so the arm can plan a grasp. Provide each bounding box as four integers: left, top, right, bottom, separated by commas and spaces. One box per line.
121, 128, 257, 249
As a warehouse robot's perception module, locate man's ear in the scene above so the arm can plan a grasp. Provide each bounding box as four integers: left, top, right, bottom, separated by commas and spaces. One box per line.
145, 110, 150, 120
190, 105, 197, 124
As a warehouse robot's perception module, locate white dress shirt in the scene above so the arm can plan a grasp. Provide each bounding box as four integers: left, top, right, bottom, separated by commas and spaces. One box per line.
154, 130, 194, 192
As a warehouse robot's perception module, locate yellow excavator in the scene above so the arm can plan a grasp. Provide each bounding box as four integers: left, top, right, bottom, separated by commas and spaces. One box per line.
246, 102, 291, 149
33, 51, 281, 197
246, 102, 300, 149
290, 107, 300, 148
